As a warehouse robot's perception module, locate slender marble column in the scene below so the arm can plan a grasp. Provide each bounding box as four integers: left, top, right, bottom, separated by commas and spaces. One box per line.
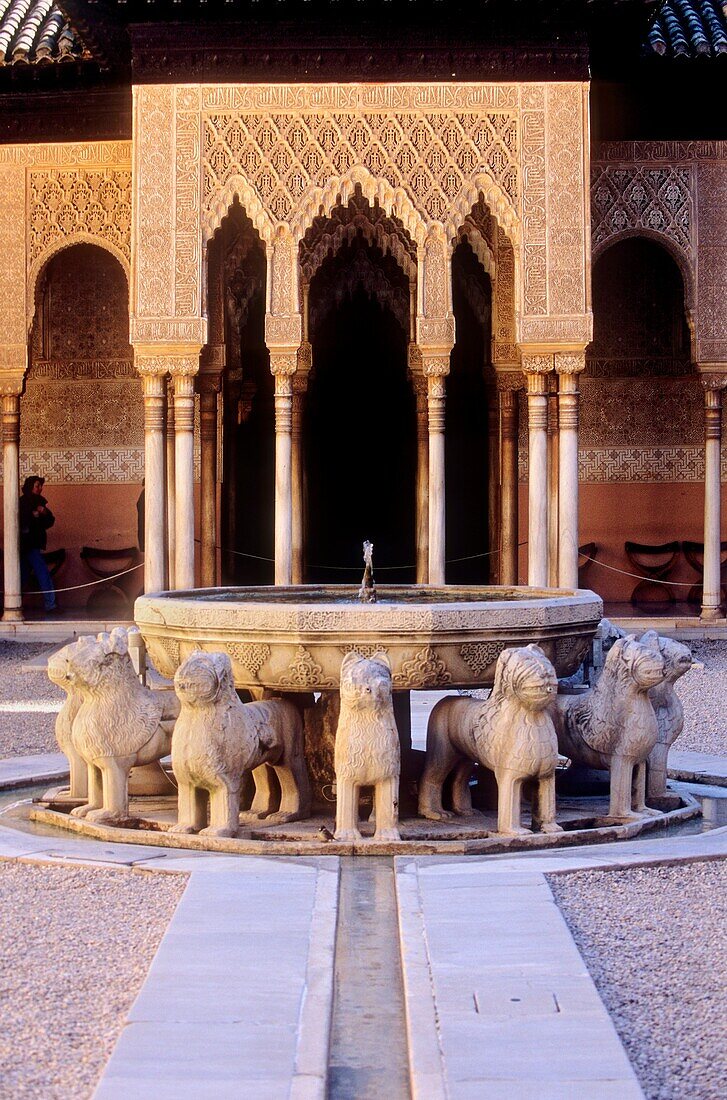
523, 358, 552, 587
487, 389, 500, 584
198, 375, 220, 588
2, 392, 22, 621
499, 384, 519, 587
701, 376, 725, 620
291, 375, 307, 585
173, 370, 196, 590
556, 353, 585, 591
547, 376, 560, 587
412, 373, 429, 584
427, 372, 446, 585
140, 370, 167, 594
271, 357, 295, 586
165, 379, 175, 590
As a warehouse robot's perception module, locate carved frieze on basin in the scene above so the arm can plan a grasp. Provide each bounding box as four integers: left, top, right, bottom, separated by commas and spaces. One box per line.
135, 584, 603, 692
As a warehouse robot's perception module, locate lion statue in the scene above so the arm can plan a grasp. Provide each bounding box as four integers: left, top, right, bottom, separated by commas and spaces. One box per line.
46, 626, 180, 824
46, 659, 86, 799
550, 634, 667, 822
171, 651, 311, 838
640, 631, 694, 801
419, 644, 561, 837
334, 651, 400, 842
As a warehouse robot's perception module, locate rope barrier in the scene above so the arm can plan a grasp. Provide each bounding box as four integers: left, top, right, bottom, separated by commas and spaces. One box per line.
206, 540, 530, 571
581, 554, 697, 588
15, 560, 144, 598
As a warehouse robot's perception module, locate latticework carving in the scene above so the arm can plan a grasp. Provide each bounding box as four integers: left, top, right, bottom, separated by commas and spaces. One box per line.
202, 91, 520, 243
460, 641, 505, 676
227, 642, 271, 678
29, 168, 131, 273
591, 165, 693, 268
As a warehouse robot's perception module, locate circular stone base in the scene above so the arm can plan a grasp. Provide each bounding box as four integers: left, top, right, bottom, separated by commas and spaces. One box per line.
29, 792, 700, 857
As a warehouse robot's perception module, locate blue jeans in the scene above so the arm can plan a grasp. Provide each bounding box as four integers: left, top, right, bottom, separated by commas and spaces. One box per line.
21, 548, 56, 611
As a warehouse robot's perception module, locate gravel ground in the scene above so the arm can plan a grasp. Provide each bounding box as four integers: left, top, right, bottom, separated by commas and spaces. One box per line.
0, 643, 62, 757
0, 861, 187, 1099
549, 860, 727, 1100
675, 641, 727, 756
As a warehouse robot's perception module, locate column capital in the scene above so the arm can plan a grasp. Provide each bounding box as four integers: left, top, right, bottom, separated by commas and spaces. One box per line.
134, 345, 202, 377
0, 373, 25, 397
196, 372, 222, 396
421, 352, 450, 378
200, 344, 226, 372
269, 350, 298, 378
519, 351, 554, 378
699, 371, 727, 392
0, 346, 28, 376
296, 340, 313, 375
495, 368, 525, 393
554, 350, 587, 376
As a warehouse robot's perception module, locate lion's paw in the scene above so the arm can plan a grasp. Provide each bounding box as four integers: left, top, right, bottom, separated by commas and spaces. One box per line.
497, 825, 533, 837
85, 808, 124, 825
334, 829, 361, 842
419, 808, 454, 822
168, 822, 199, 834
70, 804, 93, 818
200, 824, 238, 838
638, 806, 662, 819
373, 828, 401, 842
538, 821, 564, 834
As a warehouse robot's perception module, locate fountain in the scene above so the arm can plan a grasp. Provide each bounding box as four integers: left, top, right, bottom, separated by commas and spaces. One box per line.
26, 544, 703, 853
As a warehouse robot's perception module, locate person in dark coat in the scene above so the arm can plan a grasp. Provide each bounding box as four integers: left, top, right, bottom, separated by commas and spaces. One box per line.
19, 476, 57, 612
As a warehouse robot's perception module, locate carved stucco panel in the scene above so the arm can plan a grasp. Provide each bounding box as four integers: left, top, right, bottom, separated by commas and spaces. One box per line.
0, 165, 26, 354
133, 85, 176, 321
545, 83, 588, 318
695, 160, 727, 365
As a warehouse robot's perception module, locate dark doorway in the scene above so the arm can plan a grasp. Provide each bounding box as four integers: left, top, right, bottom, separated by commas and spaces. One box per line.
305, 285, 416, 583
447, 240, 493, 584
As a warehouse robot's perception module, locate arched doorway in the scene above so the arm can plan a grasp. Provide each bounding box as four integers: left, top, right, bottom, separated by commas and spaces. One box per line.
304, 220, 416, 583
24, 242, 140, 614
208, 200, 272, 585
448, 238, 493, 583
584, 236, 695, 607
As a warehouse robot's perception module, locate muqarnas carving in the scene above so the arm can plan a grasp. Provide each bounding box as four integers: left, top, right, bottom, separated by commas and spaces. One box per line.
172, 651, 311, 837
642, 631, 694, 801
334, 651, 401, 842
550, 635, 667, 822
47, 627, 179, 823
419, 644, 561, 836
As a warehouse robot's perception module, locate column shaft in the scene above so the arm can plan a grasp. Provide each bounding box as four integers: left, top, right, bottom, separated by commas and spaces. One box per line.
414, 380, 429, 584
557, 371, 581, 590
173, 372, 196, 590
526, 370, 549, 587
547, 379, 560, 587
701, 383, 724, 620
487, 391, 501, 584
199, 381, 218, 588
2, 394, 22, 621
291, 386, 305, 585
427, 375, 446, 585
499, 387, 519, 586
274, 374, 293, 586
165, 381, 175, 589
142, 372, 167, 594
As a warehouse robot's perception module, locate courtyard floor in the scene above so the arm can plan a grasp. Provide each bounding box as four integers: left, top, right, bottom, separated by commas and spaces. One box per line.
0, 641, 724, 1098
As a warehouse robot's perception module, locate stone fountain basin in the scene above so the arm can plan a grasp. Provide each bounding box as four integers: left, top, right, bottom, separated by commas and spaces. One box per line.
134, 584, 603, 692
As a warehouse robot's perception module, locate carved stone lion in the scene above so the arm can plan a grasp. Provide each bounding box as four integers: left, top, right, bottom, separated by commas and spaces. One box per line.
419, 644, 561, 837
641, 631, 693, 801
334, 651, 400, 842
172, 651, 311, 837
47, 627, 180, 824
550, 634, 667, 822
46, 658, 86, 799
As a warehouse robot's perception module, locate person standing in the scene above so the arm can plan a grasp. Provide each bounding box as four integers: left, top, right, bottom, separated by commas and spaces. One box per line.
19, 476, 58, 613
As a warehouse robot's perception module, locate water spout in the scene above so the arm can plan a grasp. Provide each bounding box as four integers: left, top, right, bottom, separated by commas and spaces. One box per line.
359, 540, 376, 603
